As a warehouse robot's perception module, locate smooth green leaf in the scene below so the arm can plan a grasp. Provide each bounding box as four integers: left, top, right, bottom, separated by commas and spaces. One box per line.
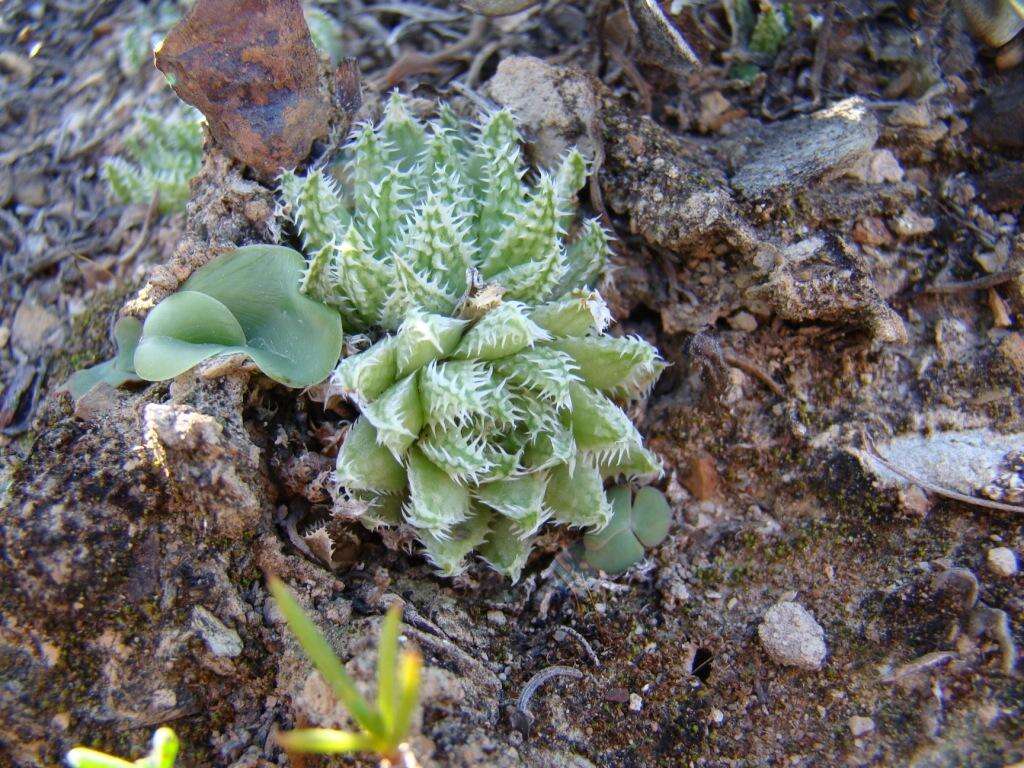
582, 486, 672, 574
393, 649, 422, 746
377, 604, 401, 737
63, 316, 143, 399
66, 749, 135, 768
134, 246, 343, 387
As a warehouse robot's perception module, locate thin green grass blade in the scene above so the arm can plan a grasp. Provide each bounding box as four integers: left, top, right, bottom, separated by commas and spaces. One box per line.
267, 577, 384, 735
64, 748, 135, 768
377, 604, 402, 738
392, 650, 423, 744
149, 728, 180, 768
276, 728, 376, 754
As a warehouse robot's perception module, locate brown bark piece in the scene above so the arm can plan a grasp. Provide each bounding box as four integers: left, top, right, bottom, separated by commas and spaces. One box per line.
155, 0, 331, 177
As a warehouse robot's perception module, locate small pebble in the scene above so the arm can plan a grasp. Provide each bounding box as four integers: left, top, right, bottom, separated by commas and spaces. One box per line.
728, 311, 758, 333
709, 708, 725, 725
987, 547, 1018, 578
758, 601, 827, 671
890, 209, 935, 239
486, 610, 507, 626
848, 715, 875, 737
628, 693, 643, 712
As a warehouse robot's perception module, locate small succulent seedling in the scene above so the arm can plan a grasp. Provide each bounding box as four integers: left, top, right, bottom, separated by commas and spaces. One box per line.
582, 485, 672, 574
269, 577, 423, 765
103, 107, 204, 214
118, 2, 182, 76
724, 0, 791, 81
69, 246, 344, 392
66, 726, 179, 768
63, 316, 142, 399
280, 93, 666, 579
304, 4, 345, 65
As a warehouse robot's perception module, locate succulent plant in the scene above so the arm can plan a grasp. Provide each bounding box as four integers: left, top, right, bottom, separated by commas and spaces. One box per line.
280, 94, 665, 579
67, 726, 179, 768
103, 107, 204, 214
582, 485, 671, 574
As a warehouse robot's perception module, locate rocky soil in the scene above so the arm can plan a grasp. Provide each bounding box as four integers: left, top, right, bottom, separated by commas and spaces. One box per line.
1, 1, 1022, 767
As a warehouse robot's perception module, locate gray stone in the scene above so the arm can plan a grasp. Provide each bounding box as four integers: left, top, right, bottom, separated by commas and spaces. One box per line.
758, 601, 827, 671
732, 98, 879, 199
987, 547, 1018, 578
191, 606, 244, 658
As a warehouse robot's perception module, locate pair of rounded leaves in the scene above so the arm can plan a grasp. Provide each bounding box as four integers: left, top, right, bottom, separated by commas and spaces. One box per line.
134, 245, 344, 388
582, 486, 672, 574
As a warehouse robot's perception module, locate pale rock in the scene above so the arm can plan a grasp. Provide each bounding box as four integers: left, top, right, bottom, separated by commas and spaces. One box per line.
987, 547, 1018, 578
486, 55, 600, 168
191, 606, 243, 658
890, 209, 935, 239
728, 311, 758, 332
628, 693, 643, 711
758, 601, 827, 670
849, 715, 875, 737
847, 149, 904, 184
11, 300, 62, 354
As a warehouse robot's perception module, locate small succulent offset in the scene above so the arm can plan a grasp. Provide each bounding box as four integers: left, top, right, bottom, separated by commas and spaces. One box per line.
582, 485, 671, 574
269, 577, 423, 765
65, 246, 343, 395
103, 107, 204, 214
280, 93, 665, 579
66, 726, 179, 768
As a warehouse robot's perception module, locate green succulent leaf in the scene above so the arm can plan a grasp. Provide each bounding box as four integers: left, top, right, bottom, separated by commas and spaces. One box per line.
545, 459, 613, 530
582, 486, 672, 574
393, 312, 468, 378
478, 514, 533, 582
362, 374, 424, 458
63, 316, 143, 399
304, 5, 345, 64
418, 507, 492, 576
103, 107, 203, 214
335, 417, 407, 495
133, 246, 343, 388
332, 338, 397, 404
550, 335, 665, 399
405, 445, 471, 533
529, 290, 611, 337
67, 727, 180, 768
475, 473, 547, 521
450, 302, 549, 361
